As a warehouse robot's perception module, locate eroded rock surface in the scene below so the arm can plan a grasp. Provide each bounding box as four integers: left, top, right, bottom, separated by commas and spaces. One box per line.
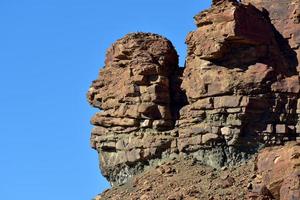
87, 33, 180, 184
179, 0, 300, 168
94, 143, 300, 200
87, 1, 300, 198
255, 142, 300, 200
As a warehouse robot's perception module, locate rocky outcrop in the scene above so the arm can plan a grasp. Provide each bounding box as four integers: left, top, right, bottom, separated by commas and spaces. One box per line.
87, 33, 181, 185
87, 1, 300, 198
179, 0, 300, 168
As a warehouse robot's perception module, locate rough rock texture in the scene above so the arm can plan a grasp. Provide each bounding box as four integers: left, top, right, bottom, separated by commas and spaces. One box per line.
179, 0, 300, 168
87, 33, 181, 185
255, 142, 300, 200
242, 0, 300, 72
94, 143, 300, 200
87, 0, 300, 198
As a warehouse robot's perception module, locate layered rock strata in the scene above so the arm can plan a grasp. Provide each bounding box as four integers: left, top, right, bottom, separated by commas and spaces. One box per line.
87, 0, 300, 187
179, 0, 300, 167
87, 33, 180, 184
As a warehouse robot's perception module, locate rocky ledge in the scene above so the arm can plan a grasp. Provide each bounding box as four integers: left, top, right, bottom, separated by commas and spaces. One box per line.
95, 142, 300, 200
87, 0, 300, 199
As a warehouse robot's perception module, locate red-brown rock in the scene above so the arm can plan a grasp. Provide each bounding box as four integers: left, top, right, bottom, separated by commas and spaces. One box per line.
87, 0, 300, 190
256, 142, 300, 199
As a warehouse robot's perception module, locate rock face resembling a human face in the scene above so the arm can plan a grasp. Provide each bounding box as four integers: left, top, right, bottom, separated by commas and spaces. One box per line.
87, 0, 300, 186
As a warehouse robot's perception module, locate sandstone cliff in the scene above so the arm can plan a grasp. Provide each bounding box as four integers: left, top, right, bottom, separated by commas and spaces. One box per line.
87, 0, 300, 199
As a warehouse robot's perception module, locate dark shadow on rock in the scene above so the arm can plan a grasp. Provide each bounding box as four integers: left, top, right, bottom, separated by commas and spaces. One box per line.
170, 67, 188, 121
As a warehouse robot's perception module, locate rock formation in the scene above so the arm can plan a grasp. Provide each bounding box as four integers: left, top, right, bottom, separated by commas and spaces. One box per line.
180, 0, 300, 167
87, 33, 181, 184
87, 0, 300, 199
255, 142, 300, 199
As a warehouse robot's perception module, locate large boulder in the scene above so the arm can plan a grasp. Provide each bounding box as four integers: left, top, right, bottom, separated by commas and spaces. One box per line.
254, 142, 300, 200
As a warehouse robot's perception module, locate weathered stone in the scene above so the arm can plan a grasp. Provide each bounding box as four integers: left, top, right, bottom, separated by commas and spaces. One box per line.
276, 124, 287, 134
115, 140, 126, 150
87, 0, 300, 189
271, 76, 300, 93
242, 0, 300, 72
296, 124, 300, 134
152, 120, 174, 130
179, 124, 211, 137
214, 96, 242, 109
202, 133, 219, 144
251, 184, 273, 197
192, 1, 274, 62
226, 108, 242, 113
126, 149, 141, 162
178, 135, 202, 152
191, 97, 213, 110
280, 172, 300, 200
91, 115, 139, 127
87, 33, 180, 184
256, 142, 300, 199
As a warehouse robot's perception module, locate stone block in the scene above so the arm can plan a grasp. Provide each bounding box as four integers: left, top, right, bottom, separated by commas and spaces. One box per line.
179, 124, 211, 137
91, 115, 139, 127
191, 97, 213, 110
116, 140, 126, 150
276, 124, 287, 134
153, 120, 173, 131
296, 125, 300, 134
214, 96, 242, 108
202, 133, 219, 144
178, 135, 202, 152
226, 108, 242, 113
126, 149, 141, 162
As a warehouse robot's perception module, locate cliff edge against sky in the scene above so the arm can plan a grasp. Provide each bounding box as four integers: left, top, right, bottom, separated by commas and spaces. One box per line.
87, 0, 300, 199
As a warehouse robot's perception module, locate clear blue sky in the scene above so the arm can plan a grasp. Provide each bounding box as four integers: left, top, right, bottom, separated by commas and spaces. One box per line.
0, 0, 210, 199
